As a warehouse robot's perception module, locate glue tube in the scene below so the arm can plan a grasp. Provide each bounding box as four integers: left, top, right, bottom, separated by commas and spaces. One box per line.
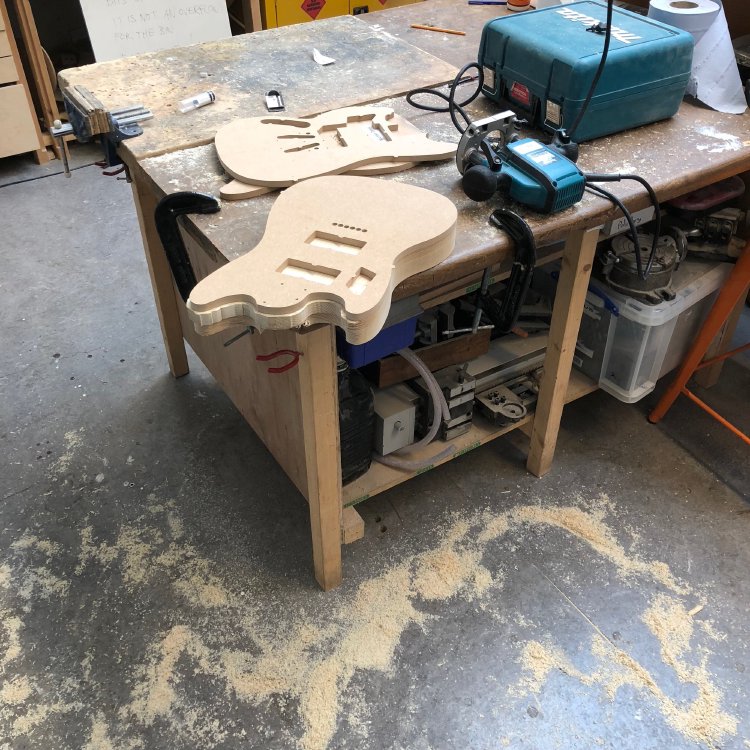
373, 348, 456, 472
179, 91, 216, 113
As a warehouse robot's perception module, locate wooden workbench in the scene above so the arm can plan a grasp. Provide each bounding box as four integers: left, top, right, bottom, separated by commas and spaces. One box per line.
60, 3, 750, 590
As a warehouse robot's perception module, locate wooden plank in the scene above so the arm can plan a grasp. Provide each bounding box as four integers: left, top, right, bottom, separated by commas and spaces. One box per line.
9, 0, 61, 157
130, 169, 190, 377
58, 15, 458, 161
296, 325, 343, 590
176, 224, 325, 500
240, 0, 263, 31
341, 506, 365, 544
363, 328, 492, 388
0, 85, 44, 158
527, 227, 600, 477
0, 1, 46, 160
0, 54, 17, 84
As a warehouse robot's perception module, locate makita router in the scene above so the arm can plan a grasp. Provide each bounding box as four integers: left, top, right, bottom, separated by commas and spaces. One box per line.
478, 1, 694, 141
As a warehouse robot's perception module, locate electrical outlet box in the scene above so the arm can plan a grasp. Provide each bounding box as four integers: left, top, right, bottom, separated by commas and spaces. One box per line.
374, 383, 419, 456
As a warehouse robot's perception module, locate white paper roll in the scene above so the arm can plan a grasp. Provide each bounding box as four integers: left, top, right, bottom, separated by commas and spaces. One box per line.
688, 7, 748, 114
648, 0, 720, 37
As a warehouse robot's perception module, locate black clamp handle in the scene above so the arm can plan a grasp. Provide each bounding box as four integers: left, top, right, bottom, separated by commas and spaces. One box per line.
154, 192, 220, 301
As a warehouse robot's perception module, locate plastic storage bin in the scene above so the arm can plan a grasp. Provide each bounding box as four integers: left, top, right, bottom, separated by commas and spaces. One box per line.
336, 316, 418, 368
574, 260, 732, 403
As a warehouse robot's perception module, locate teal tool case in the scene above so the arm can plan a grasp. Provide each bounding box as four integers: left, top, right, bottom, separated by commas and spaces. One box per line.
478, 1, 694, 141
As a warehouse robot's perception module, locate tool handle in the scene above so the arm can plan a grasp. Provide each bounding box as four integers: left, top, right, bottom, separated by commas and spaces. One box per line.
154, 192, 221, 301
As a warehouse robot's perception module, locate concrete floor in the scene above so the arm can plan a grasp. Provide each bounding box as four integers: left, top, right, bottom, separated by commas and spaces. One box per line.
1, 153, 749, 750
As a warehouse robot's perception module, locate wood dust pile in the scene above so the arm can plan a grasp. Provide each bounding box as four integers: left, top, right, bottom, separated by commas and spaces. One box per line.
0, 490, 740, 749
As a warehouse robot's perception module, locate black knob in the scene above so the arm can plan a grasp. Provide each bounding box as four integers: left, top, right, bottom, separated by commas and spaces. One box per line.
462, 165, 498, 202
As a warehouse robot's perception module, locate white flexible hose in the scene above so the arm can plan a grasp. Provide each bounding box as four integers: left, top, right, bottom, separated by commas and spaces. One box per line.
373, 347, 457, 471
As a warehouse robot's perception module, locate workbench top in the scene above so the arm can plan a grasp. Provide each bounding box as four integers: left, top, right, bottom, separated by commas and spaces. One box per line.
139, 91, 750, 298
59, 14, 458, 160
61, 3, 750, 299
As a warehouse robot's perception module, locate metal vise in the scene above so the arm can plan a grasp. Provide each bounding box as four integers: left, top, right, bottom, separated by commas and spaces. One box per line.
51, 85, 153, 176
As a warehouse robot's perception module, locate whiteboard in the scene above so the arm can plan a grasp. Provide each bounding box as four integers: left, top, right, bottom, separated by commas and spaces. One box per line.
79, 0, 232, 62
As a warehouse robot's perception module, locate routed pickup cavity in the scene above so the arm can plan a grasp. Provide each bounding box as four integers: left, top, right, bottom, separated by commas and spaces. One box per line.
306, 231, 366, 255
279, 260, 341, 286
347, 268, 375, 296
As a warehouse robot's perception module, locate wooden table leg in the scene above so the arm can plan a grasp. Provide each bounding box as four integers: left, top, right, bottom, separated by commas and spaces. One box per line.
527, 226, 600, 477
296, 325, 343, 590
130, 170, 190, 377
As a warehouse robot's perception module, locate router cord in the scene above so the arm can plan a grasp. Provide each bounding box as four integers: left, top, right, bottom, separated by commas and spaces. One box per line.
406, 61, 485, 135
585, 173, 662, 279
564, 0, 614, 142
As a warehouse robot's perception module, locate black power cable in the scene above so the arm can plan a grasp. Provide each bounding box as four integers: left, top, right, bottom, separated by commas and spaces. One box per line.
564, 0, 615, 142
585, 183, 645, 278
406, 62, 484, 135
405, 0, 663, 281
585, 173, 662, 277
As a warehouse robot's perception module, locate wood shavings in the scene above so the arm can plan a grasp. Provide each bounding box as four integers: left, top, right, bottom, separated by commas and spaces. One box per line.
516, 595, 737, 748
0, 676, 31, 705
15, 567, 70, 601
0, 613, 22, 669
0, 492, 739, 749
11, 701, 82, 738
83, 712, 115, 750
10, 535, 61, 557
50, 429, 83, 476
127, 625, 215, 725
508, 503, 686, 594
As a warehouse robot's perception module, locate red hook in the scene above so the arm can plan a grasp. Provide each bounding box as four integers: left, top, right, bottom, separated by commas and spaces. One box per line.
256, 349, 302, 374
102, 165, 126, 177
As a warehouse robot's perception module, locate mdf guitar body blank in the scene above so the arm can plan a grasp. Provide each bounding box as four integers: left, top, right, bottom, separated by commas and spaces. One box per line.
219, 159, 416, 201
187, 176, 458, 344
214, 106, 456, 188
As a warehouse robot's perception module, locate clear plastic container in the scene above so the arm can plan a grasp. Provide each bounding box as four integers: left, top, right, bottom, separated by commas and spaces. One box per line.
589, 260, 732, 403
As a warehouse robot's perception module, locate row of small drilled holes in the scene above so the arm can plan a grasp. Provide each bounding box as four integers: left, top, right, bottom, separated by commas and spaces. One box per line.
332, 222, 367, 233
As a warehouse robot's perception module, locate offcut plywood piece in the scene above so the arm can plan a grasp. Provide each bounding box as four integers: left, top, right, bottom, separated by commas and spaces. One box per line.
219, 158, 416, 201
214, 106, 456, 188
187, 175, 458, 344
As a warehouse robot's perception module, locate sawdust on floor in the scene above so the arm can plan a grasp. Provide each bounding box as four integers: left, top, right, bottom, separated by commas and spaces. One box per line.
0, 675, 31, 705
509, 500, 685, 594
518, 595, 736, 748
0, 490, 740, 749
82, 711, 116, 750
